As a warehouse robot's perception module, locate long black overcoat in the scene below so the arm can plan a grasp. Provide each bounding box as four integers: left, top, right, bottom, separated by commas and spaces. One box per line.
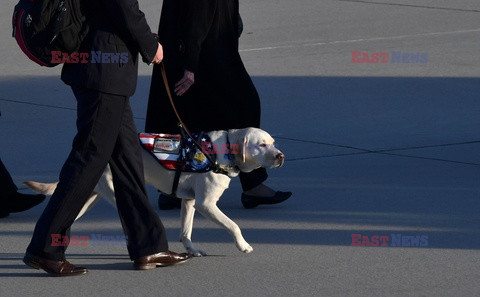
145, 0, 261, 133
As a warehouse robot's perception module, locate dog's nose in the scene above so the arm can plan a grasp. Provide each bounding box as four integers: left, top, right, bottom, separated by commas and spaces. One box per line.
276, 153, 285, 160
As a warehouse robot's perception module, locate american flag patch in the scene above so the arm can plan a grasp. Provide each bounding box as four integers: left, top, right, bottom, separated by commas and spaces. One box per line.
139, 132, 214, 172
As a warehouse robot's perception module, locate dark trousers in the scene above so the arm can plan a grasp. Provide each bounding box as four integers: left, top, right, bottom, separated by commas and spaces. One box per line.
239, 169, 267, 192
0, 159, 17, 197
26, 86, 168, 261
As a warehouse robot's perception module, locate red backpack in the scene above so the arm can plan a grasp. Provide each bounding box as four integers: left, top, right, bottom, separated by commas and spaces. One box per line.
12, 0, 90, 67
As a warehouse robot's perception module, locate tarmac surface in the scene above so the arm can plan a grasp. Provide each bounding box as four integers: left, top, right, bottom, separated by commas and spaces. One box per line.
1, 0, 480, 296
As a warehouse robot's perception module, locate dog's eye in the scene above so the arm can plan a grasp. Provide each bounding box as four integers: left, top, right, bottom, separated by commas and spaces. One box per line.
259, 143, 267, 148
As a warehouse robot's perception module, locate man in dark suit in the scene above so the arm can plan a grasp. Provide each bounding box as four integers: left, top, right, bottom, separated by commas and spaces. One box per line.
23, 0, 190, 276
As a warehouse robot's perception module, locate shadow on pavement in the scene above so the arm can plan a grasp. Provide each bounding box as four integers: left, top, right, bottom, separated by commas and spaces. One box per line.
1, 75, 479, 251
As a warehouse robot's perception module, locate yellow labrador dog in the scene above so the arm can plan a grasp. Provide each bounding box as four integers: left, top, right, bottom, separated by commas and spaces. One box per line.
25, 127, 285, 256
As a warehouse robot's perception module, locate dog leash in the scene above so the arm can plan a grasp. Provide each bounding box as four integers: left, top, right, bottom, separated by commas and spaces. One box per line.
159, 62, 230, 175
159, 63, 192, 137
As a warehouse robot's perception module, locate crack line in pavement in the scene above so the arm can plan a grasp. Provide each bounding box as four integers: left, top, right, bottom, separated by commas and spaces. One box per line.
2, 98, 479, 166
337, 0, 480, 13
0, 98, 75, 112
239, 28, 480, 52
288, 151, 480, 167
278, 136, 480, 166
0, 98, 149, 120
277, 136, 480, 154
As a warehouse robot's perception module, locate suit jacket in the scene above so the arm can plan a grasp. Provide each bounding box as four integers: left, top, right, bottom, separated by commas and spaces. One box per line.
61, 0, 157, 96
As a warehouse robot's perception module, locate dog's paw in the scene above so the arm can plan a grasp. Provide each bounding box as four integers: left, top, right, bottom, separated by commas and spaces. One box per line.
187, 247, 207, 257
242, 245, 253, 253
182, 237, 207, 257
236, 241, 253, 253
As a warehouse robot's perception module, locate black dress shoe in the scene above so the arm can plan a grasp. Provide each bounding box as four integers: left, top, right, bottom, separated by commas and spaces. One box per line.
158, 193, 181, 210
241, 191, 292, 209
133, 251, 191, 270
7, 192, 46, 213
23, 252, 88, 277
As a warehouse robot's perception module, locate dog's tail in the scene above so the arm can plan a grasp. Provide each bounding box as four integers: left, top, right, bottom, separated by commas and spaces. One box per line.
23, 181, 58, 196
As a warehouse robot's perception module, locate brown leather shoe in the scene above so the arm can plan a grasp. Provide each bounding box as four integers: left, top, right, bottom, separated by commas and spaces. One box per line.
23, 252, 88, 277
133, 251, 191, 270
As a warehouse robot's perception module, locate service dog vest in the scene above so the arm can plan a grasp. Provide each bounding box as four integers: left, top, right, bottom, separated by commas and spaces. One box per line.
139, 132, 215, 172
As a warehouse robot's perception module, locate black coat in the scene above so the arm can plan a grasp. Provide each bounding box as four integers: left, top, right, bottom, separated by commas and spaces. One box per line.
145, 0, 261, 134
61, 0, 158, 96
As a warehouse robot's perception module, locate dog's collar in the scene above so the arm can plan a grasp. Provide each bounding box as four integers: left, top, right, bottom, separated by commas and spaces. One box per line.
213, 133, 240, 176
224, 133, 236, 162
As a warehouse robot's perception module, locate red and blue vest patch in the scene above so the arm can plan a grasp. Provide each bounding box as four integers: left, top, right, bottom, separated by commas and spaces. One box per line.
139, 133, 215, 172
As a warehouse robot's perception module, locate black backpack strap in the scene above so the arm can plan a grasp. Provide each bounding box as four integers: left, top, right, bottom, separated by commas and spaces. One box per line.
170, 160, 183, 197
170, 130, 188, 197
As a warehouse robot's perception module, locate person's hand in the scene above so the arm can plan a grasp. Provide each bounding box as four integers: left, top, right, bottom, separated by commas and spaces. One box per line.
174, 70, 195, 96
151, 43, 163, 64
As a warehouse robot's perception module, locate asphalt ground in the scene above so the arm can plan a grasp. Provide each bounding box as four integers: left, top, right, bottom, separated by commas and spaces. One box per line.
1, 0, 479, 296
